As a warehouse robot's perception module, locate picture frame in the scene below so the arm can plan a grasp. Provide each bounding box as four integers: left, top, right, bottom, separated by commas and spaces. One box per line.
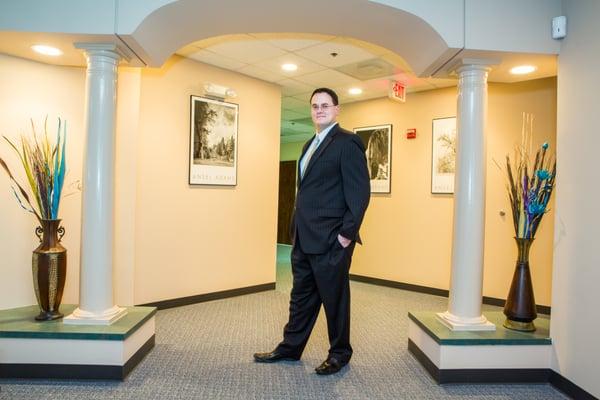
354, 124, 392, 194
189, 95, 239, 186
431, 117, 456, 194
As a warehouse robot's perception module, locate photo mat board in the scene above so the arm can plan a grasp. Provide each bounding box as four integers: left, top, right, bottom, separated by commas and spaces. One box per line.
189, 96, 239, 185
354, 124, 392, 193
431, 117, 457, 194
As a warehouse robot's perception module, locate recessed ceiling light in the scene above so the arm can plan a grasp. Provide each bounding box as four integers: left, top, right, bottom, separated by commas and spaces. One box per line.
510, 65, 536, 75
348, 87, 363, 95
281, 63, 298, 72
31, 45, 63, 56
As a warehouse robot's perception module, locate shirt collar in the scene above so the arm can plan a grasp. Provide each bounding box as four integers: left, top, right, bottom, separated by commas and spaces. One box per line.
315, 122, 338, 142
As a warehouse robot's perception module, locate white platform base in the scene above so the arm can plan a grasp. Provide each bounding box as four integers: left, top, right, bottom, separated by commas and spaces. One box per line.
1, 316, 154, 367
436, 311, 496, 331
63, 306, 127, 325
0, 305, 156, 380
409, 318, 552, 370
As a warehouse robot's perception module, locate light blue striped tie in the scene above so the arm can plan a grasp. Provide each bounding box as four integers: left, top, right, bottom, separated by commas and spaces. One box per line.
301, 136, 320, 179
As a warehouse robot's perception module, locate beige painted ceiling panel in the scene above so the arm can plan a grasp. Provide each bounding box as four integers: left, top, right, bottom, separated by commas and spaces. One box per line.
185, 48, 248, 70
207, 40, 287, 64
249, 32, 334, 48
253, 53, 327, 77
237, 64, 280, 82
255, 37, 332, 52
295, 40, 376, 68
294, 69, 359, 87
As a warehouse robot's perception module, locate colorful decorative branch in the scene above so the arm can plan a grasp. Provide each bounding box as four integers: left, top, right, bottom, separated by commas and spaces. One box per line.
504, 113, 556, 239
0, 118, 67, 222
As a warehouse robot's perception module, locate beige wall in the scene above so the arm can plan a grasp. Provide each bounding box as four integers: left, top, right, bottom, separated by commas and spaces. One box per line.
0, 54, 85, 309
551, 0, 600, 397
132, 56, 281, 304
337, 78, 556, 306
0, 54, 281, 309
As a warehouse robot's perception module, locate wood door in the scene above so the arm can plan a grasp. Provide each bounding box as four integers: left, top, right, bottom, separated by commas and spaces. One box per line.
277, 161, 297, 245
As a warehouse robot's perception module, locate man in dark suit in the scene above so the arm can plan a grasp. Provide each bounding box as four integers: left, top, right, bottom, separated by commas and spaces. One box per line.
254, 88, 370, 375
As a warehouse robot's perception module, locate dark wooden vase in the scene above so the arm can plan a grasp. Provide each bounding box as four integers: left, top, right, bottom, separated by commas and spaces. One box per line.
503, 237, 537, 331
32, 219, 67, 321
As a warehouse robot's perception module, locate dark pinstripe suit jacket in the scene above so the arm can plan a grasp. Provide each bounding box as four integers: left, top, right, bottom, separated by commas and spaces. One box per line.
292, 124, 370, 254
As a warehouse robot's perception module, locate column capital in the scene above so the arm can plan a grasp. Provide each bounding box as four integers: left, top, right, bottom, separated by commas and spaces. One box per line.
74, 42, 130, 63
446, 58, 499, 75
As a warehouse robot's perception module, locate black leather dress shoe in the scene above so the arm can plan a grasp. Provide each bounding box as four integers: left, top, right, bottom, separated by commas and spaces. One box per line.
253, 350, 300, 363
315, 357, 347, 375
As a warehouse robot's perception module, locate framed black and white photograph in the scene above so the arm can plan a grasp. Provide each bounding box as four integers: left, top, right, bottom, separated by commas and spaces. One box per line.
189, 96, 238, 185
431, 117, 456, 194
354, 124, 392, 194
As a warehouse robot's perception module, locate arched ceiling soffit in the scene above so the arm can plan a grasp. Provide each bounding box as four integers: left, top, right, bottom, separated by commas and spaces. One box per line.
124, 0, 457, 76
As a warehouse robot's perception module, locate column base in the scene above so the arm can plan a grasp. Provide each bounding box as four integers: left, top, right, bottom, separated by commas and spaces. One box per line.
63, 305, 127, 326
436, 311, 496, 331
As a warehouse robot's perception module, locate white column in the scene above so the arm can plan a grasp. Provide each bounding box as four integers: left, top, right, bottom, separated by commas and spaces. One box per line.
437, 60, 496, 331
64, 44, 128, 325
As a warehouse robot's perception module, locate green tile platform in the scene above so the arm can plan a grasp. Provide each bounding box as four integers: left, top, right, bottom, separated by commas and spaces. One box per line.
0, 304, 156, 340
409, 311, 551, 345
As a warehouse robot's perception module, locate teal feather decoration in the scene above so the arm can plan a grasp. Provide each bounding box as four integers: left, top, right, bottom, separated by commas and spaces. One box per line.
51, 120, 66, 219
1, 117, 69, 221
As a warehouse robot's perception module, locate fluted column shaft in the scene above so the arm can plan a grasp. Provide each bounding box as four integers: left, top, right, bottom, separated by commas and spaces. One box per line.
65, 44, 127, 325
437, 62, 495, 331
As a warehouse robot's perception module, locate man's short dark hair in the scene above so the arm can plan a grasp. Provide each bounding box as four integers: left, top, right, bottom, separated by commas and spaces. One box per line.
310, 88, 339, 106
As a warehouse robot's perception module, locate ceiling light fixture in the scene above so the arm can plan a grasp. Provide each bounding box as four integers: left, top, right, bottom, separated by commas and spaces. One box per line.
510, 65, 536, 75
348, 88, 363, 95
281, 63, 298, 72
31, 45, 63, 56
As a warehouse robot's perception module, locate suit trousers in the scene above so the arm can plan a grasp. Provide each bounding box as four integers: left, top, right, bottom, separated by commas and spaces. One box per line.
276, 237, 356, 363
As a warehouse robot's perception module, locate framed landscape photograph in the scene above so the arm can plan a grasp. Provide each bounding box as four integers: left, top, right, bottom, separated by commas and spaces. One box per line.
431, 117, 456, 194
354, 124, 392, 193
189, 96, 238, 185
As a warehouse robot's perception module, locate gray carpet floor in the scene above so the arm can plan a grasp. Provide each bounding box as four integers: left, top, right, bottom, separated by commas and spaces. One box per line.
0, 245, 567, 399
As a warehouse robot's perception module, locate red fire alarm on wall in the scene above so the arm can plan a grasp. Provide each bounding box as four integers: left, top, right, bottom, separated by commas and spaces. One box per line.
406, 128, 417, 139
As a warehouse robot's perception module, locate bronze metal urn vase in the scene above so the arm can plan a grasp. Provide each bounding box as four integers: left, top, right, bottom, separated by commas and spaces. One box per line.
503, 237, 537, 331
501, 116, 556, 333
32, 219, 67, 321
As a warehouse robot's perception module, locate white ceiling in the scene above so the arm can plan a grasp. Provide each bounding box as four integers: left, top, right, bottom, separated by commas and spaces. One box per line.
177, 33, 557, 142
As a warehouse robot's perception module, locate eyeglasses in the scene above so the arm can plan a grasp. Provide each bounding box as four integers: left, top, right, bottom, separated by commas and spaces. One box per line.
311, 103, 336, 111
